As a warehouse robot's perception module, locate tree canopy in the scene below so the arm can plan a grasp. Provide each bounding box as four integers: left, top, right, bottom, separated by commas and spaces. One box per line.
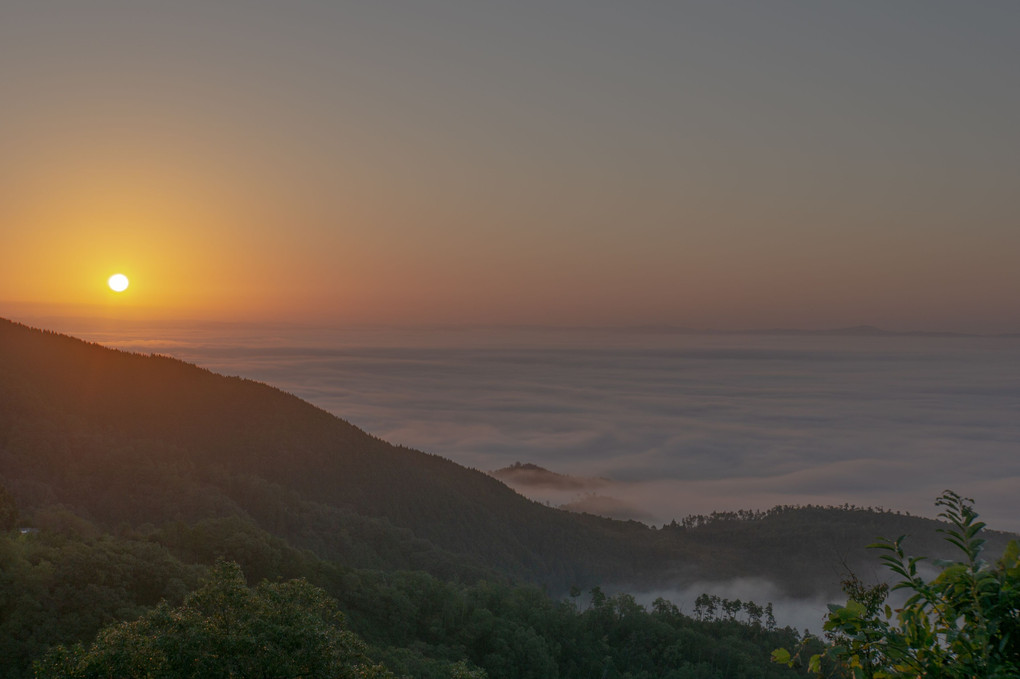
775, 491, 1020, 678
35, 561, 392, 679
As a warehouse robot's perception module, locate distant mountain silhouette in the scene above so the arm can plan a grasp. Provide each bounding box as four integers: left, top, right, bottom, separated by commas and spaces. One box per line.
1, 317, 1013, 598
618, 323, 981, 337
743, 325, 975, 338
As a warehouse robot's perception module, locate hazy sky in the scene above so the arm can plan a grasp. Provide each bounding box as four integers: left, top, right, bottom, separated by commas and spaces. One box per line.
3, 2, 1019, 331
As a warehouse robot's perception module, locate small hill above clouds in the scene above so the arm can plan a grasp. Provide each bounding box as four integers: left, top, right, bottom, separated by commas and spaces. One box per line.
1, 317, 1015, 599
490, 462, 610, 491
490, 463, 656, 522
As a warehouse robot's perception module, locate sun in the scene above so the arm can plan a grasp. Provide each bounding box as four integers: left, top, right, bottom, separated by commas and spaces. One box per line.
108, 273, 130, 292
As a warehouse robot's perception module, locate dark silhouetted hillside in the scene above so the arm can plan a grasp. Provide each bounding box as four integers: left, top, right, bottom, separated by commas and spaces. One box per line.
0, 318, 668, 588
1, 317, 1014, 597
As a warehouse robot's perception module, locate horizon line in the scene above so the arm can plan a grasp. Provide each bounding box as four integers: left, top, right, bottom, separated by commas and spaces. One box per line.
3, 312, 1019, 340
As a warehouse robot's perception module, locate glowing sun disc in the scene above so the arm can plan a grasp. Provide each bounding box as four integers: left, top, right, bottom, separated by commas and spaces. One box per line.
108, 274, 130, 292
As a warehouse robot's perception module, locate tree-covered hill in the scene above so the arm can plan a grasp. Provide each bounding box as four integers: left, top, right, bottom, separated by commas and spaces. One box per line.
2, 317, 1017, 678
0, 316, 1014, 599
0, 317, 668, 588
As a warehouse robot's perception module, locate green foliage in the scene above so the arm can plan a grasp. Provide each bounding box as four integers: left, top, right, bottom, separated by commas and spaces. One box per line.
34, 561, 392, 679
342, 574, 807, 679
0, 512, 812, 679
0, 526, 199, 679
775, 491, 1020, 678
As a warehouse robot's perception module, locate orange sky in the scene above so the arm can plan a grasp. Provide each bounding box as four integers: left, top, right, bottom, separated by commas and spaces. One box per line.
2, 3, 1019, 332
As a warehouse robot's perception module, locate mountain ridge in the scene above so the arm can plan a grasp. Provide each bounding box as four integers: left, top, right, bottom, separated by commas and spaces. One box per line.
1, 317, 1014, 599
0, 317, 668, 589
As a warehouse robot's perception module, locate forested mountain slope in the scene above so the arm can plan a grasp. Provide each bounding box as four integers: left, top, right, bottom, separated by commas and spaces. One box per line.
1, 317, 1014, 597
0, 318, 668, 589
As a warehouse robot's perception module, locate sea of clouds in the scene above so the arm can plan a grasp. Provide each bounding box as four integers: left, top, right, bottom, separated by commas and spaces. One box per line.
44, 319, 1020, 534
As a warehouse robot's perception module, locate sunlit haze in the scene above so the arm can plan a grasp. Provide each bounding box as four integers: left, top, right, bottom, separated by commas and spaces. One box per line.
2, 2, 1018, 531
2, 2, 1019, 332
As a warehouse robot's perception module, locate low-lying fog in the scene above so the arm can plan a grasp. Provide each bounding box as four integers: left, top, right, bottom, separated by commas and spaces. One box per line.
41, 319, 1020, 534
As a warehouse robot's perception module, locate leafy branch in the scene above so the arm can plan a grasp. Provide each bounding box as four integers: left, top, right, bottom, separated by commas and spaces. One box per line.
774, 491, 1020, 678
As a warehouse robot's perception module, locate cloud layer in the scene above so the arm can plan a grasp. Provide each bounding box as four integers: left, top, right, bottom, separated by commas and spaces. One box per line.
73, 322, 1020, 533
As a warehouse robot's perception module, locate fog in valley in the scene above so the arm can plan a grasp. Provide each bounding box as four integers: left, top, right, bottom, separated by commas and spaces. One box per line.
44, 319, 1020, 534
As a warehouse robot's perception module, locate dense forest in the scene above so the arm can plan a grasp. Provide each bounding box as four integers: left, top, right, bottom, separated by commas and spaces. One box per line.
0, 318, 1015, 677
0, 510, 814, 678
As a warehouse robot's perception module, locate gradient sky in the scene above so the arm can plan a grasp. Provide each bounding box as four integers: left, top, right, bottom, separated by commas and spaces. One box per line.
3, 2, 1019, 331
